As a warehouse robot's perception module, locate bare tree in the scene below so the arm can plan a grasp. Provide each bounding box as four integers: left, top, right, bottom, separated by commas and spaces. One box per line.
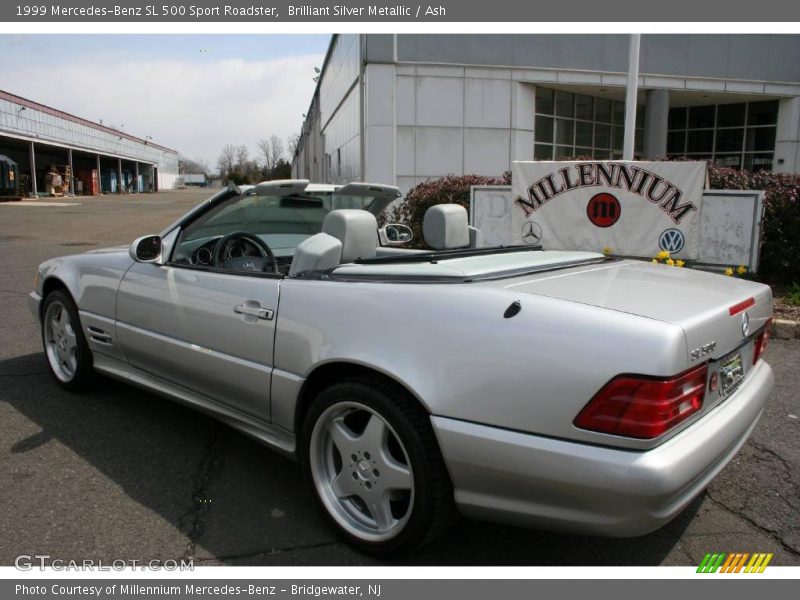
257, 135, 284, 174
216, 144, 237, 179
256, 138, 271, 171
217, 144, 250, 182
286, 133, 300, 158
179, 155, 209, 175
234, 144, 249, 169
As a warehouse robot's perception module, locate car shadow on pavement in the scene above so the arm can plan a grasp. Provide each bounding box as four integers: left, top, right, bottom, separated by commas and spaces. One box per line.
1, 352, 698, 566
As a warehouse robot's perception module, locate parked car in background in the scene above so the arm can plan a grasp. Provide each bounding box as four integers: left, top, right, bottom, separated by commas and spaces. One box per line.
30, 180, 774, 555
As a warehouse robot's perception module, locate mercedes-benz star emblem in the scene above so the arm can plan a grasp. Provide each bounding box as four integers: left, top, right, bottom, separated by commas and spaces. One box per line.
521, 221, 543, 245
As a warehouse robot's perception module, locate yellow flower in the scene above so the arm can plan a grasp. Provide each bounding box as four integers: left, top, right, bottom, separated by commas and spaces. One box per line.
676, 260, 685, 268
651, 259, 658, 264
724, 268, 734, 276
602, 246, 612, 255
657, 250, 670, 260
737, 265, 747, 275
666, 258, 675, 266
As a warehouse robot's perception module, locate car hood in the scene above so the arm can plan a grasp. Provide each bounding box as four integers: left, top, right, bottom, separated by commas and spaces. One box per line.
85, 245, 130, 255
496, 259, 772, 360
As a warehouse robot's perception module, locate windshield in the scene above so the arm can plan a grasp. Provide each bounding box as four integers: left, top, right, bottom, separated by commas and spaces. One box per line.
171, 189, 379, 274
182, 191, 375, 243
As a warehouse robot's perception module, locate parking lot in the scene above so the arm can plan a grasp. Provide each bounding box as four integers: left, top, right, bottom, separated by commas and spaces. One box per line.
0, 190, 798, 566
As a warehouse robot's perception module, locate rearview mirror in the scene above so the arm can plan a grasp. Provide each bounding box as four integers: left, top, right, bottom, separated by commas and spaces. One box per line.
379, 224, 413, 246
129, 235, 163, 263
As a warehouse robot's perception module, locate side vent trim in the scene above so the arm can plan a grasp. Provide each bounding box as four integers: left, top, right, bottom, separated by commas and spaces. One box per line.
87, 326, 113, 345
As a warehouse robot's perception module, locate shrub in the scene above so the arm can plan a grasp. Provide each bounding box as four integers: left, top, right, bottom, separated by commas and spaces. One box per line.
388, 173, 511, 248
786, 282, 800, 306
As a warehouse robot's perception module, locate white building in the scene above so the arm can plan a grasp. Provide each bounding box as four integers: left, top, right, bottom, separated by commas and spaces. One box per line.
293, 34, 800, 196
0, 89, 179, 196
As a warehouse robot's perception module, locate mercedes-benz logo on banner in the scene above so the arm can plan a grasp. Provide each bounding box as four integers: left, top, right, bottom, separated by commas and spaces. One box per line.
521, 221, 543, 245
658, 228, 685, 254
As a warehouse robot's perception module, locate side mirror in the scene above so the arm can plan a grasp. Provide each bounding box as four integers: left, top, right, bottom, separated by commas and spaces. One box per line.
129, 235, 163, 263
379, 224, 413, 246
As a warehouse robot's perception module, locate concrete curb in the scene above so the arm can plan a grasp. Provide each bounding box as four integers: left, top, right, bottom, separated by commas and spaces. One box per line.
772, 318, 800, 340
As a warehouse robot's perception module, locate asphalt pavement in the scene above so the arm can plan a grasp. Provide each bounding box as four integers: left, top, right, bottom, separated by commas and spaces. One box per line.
0, 190, 798, 566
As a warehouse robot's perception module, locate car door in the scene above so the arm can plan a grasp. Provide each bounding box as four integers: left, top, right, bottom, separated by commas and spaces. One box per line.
115, 190, 287, 422
116, 264, 279, 420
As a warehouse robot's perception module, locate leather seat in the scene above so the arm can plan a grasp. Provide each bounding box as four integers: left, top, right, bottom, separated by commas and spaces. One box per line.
423, 204, 484, 250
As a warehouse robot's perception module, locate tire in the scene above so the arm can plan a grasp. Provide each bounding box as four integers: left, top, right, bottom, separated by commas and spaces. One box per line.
299, 377, 457, 556
41, 289, 94, 391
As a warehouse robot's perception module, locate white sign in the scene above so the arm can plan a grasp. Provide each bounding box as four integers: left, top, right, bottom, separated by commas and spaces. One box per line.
510, 161, 707, 259
698, 190, 765, 271
471, 185, 764, 272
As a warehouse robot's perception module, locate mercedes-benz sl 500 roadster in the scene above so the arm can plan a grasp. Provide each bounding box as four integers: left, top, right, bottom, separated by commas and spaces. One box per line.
30, 179, 774, 555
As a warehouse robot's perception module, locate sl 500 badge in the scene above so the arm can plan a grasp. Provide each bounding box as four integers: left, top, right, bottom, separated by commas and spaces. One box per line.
690, 341, 717, 361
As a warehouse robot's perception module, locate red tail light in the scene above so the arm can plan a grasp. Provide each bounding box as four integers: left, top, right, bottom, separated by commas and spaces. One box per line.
753, 319, 772, 364
574, 364, 708, 439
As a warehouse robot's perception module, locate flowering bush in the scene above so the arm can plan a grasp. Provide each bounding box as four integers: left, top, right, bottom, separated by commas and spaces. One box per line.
387, 173, 511, 248
651, 250, 686, 268
720, 265, 749, 277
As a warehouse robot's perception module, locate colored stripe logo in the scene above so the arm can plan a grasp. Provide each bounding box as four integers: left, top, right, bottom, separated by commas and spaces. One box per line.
696, 552, 773, 573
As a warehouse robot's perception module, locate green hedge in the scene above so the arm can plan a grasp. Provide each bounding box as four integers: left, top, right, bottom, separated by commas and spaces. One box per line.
393, 165, 799, 284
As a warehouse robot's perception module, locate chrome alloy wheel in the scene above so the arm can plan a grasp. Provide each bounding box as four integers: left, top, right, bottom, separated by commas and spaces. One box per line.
43, 300, 78, 382
309, 401, 415, 542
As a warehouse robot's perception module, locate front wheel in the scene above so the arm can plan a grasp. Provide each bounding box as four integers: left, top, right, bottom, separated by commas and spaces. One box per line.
41, 290, 94, 391
300, 378, 456, 556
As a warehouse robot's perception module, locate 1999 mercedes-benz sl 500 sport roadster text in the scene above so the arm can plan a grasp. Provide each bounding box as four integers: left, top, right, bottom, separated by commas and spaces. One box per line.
30, 179, 774, 555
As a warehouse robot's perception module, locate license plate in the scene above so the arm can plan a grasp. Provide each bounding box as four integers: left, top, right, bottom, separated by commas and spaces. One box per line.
719, 351, 744, 399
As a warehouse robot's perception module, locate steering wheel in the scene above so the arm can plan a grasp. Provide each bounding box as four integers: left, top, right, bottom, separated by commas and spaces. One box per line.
212, 231, 279, 274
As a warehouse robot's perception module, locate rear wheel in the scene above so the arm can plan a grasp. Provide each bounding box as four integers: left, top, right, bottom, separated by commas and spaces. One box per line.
41, 290, 93, 391
300, 378, 456, 555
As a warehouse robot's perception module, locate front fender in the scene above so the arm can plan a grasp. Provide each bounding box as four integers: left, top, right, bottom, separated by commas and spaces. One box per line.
35, 248, 133, 317
34, 249, 135, 363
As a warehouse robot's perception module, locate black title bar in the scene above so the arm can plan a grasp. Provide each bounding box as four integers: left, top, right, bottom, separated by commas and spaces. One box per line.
4, 0, 800, 22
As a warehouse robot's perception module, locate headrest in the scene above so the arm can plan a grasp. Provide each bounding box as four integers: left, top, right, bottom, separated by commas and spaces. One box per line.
423, 204, 470, 250
288, 233, 342, 276
322, 209, 378, 263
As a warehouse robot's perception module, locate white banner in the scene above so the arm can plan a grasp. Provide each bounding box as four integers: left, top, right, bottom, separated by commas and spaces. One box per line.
510, 161, 707, 259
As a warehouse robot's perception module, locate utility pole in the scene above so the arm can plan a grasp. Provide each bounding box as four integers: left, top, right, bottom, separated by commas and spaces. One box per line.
29, 141, 38, 197
623, 34, 641, 161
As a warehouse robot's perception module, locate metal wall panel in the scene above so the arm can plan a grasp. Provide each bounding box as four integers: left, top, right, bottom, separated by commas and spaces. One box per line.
394, 34, 800, 85
318, 34, 362, 184
0, 94, 178, 177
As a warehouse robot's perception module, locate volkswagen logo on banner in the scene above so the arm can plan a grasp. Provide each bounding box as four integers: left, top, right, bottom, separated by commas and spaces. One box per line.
659, 228, 685, 254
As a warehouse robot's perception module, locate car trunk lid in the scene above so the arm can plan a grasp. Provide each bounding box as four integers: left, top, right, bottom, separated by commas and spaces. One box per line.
500, 259, 772, 364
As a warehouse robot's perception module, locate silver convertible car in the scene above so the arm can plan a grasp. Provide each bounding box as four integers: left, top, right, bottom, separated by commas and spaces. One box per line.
30, 179, 774, 555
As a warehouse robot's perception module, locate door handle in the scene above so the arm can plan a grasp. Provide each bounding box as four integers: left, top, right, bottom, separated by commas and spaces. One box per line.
234, 302, 274, 321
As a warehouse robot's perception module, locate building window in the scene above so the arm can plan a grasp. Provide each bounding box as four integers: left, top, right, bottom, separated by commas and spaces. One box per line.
534, 88, 644, 160
666, 100, 778, 171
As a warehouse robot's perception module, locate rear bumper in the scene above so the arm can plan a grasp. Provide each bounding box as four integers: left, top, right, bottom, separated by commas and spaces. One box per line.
432, 360, 773, 537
